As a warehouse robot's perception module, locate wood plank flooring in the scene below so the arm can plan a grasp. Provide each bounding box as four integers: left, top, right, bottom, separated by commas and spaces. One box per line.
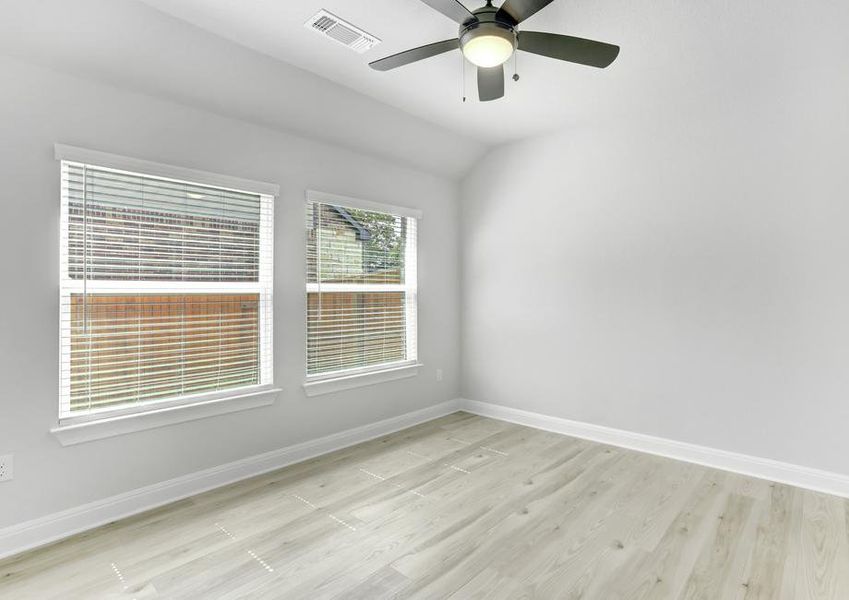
2, 412, 849, 599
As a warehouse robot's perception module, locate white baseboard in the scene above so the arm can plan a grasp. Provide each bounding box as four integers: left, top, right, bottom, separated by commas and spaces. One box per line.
0, 399, 461, 561
9, 397, 846, 562
459, 399, 849, 500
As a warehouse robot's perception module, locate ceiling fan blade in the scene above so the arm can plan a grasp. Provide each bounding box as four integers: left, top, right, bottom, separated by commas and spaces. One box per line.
496, 0, 556, 25
477, 65, 504, 102
518, 31, 620, 68
369, 39, 460, 71
418, 0, 476, 24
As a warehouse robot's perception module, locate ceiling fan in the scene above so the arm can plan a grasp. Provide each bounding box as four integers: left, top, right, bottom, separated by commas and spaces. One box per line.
369, 0, 619, 102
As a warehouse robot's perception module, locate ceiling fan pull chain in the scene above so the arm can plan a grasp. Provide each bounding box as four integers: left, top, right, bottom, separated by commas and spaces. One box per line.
461, 50, 467, 102
513, 50, 520, 82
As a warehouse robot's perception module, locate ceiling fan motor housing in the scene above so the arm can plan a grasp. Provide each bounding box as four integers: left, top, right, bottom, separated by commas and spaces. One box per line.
459, 21, 517, 51
459, 4, 518, 66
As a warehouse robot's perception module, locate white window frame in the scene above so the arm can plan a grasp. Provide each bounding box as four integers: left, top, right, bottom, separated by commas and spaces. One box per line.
303, 190, 422, 396
52, 145, 280, 444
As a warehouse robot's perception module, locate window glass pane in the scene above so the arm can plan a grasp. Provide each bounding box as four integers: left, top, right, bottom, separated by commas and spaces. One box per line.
66, 164, 261, 282
306, 203, 406, 285
68, 294, 260, 413
307, 291, 406, 375
60, 160, 274, 418
305, 198, 417, 377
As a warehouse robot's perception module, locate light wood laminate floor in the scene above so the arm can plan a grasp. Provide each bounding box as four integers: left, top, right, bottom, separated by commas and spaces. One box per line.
2, 412, 849, 599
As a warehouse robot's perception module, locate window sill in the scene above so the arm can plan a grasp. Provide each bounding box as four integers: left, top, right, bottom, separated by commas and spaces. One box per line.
50, 388, 280, 446
303, 363, 421, 397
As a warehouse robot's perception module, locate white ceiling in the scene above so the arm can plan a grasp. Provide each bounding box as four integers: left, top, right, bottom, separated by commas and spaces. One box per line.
135, 0, 847, 146
138, 0, 633, 144
4, 0, 844, 173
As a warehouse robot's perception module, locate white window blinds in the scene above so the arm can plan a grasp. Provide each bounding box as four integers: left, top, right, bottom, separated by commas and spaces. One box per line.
59, 160, 274, 420
306, 196, 418, 377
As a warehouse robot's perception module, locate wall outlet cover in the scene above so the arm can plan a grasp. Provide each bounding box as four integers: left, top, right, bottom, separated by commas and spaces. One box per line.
0, 454, 13, 482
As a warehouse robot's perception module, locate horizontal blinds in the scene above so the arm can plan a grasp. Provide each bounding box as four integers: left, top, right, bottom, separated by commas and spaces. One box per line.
60, 161, 273, 418
306, 200, 417, 376
63, 163, 263, 282
63, 295, 261, 411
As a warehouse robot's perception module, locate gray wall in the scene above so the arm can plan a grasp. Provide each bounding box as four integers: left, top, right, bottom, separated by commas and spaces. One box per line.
0, 0, 486, 179
461, 63, 849, 475
0, 56, 460, 527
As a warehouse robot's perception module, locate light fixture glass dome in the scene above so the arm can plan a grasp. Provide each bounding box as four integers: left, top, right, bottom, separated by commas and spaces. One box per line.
462, 34, 515, 68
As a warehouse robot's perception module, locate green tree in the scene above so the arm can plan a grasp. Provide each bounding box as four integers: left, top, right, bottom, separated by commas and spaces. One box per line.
348, 209, 405, 276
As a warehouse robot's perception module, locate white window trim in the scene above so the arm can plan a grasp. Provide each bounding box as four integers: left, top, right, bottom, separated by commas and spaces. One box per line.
55, 144, 280, 197
55, 144, 280, 434
51, 386, 281, 446
302, 362, 421, 397
306, 190, 423, 220
304, 190, 421, 391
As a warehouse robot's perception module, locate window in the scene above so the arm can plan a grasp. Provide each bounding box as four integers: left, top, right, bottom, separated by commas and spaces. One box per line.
305, 192, 419, 381
58, 151, 274, 422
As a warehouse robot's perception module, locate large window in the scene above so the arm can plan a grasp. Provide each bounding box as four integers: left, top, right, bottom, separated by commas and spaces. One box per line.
305, 193, 418, 379
59, 153, 274, 421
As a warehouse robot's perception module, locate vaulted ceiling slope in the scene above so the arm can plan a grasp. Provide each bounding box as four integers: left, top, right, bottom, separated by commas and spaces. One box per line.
139, 0, 624, 145
136, 0, 849, 151
0, 0, 486, 179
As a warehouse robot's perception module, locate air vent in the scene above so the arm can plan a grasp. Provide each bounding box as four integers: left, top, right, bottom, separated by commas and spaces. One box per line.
305, 10, 381, 54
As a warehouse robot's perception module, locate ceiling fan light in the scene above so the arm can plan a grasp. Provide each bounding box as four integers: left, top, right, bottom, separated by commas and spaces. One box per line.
462, 34, 515, 68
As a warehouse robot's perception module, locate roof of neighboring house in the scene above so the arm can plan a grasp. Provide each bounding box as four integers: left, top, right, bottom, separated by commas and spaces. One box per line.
330, 205, 372, 241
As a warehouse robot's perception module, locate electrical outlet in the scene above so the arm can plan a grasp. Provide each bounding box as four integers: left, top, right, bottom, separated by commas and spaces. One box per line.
0, 454, 13, 482
436, 368, 444, 382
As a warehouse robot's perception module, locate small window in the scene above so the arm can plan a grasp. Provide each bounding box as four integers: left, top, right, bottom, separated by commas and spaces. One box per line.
59, 157, 274, 421
305, 193, 418, 379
